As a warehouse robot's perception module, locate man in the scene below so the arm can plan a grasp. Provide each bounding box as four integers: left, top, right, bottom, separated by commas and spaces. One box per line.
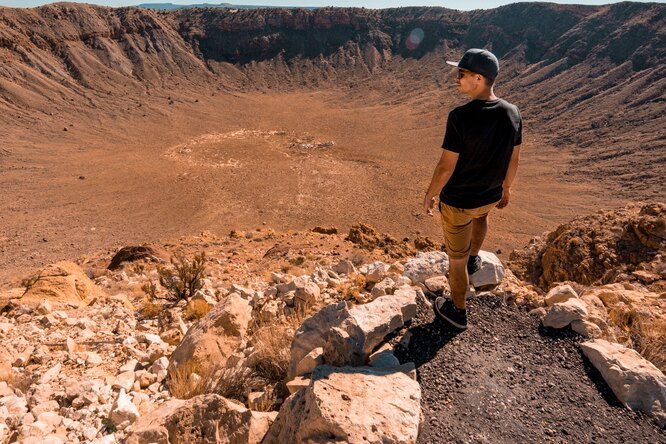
423, 48, 522, 330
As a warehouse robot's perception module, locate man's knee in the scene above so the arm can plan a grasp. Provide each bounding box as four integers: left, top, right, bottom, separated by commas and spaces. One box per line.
449, 256, 469, 267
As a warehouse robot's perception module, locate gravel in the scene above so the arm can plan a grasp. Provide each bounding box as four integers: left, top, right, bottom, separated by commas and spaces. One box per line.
394, 295, 666, 443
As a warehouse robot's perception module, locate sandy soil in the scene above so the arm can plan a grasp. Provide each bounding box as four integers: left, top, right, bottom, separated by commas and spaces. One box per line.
0, 87, 628, 287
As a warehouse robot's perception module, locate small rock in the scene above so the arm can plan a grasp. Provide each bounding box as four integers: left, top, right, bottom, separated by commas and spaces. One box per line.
112, 371, 136, 392
542, 298, 588, 329
545, 284, 578, 306
571, 319, 602, 338
109, 389, 140, 427
333, 260, 356, 276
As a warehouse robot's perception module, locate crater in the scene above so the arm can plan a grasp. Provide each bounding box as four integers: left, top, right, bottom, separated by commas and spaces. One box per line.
165, 129, 335, 168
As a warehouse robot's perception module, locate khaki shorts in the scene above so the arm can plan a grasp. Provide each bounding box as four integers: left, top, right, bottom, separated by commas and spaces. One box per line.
439, 201, 498, 259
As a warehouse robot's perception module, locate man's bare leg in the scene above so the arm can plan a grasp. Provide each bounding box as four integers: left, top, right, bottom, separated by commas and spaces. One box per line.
470, 215, 488, 256
448, 257, 469, 309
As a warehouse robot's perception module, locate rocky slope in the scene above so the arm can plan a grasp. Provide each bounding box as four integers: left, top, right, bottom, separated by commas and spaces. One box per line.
1, 204, 665, 442
510, 202, 665, 290
0, 2, 664, 193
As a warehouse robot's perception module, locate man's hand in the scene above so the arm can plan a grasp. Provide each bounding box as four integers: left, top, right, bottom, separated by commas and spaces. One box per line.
423, 194, 437, 216
496, 188, 511, 209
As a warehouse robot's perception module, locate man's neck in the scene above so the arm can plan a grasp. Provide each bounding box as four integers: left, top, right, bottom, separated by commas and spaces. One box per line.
468, 88, 497, 101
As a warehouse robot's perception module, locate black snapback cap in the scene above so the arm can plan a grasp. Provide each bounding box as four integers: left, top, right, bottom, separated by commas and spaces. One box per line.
446, 48, 499, 80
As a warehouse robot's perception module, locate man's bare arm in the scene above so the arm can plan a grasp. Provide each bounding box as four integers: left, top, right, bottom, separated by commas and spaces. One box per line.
497, 146, 521, 209
423, 149, 459, 215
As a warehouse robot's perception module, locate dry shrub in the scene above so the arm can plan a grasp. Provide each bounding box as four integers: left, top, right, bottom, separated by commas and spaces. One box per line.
607, 305, 666, 372
249, 308, 311, 383
210, 367, 266, 402
138, 300, 162, 319
335, 274, 367, 302
250, 385, 279, 412
184, 299, 212, 320
157, 252, 207, 301
169, 360, 267, 404
168, 360, 214, 399
250, 323, 293, 383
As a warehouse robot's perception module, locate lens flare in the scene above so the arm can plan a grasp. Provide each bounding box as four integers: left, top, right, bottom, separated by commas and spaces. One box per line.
406, 28, 425, 50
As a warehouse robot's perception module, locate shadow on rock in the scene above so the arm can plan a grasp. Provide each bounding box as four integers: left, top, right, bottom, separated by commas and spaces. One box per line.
394, 317, 463, 369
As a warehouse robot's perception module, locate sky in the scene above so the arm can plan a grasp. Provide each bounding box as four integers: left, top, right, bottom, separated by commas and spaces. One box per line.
1, 0, 663, 10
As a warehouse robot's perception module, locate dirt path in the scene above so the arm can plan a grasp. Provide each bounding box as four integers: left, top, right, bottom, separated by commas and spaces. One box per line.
394, 295, 666, 443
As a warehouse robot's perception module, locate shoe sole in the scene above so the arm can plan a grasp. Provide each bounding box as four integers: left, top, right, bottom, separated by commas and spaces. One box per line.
434, 300, 468, 330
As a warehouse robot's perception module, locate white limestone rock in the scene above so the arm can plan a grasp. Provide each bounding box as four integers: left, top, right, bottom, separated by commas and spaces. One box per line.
469, 251, 505, 289
370, 277, 395, 300
571, 319, 602, 338
294, 347, 324, 377
580, 339, 666, 427
126, 394, 276, 444
264, 365, 421, 444
542, 298, 588, 329
345, 287, 417, 358
109, 389, 140, 427
545, 284, 578, 306
403, 251, 449, 284
333, 260, 356, 276
424, 275, 449, 293
365, 261, 390, 284
112, 371, 136, 392
168, 292, 250, 375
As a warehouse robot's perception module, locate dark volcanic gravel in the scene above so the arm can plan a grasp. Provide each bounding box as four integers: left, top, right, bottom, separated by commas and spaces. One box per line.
393, 295, 666, 444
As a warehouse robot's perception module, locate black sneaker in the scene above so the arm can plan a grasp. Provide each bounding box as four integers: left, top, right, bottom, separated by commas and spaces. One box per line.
434, 297, 468, 330
467, 255, 482, 275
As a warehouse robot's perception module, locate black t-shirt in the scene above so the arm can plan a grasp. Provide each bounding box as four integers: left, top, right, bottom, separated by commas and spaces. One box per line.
440, 98, 522, 209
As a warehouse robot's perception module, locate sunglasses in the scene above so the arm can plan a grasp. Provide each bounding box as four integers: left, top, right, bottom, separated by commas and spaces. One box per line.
458, 69, 475, 79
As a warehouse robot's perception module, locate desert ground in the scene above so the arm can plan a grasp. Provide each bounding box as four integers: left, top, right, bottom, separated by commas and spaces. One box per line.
0, 86, 626, 287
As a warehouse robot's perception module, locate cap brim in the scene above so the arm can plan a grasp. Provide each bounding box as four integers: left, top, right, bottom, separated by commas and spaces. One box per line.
446, 61, 459, 67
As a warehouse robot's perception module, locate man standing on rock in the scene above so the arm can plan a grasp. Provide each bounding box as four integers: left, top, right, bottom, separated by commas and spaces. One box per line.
423, 48, 522, 330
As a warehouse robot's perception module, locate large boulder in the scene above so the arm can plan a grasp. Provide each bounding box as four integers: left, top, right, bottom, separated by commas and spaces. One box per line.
403, 251, 449, 284
126, 394, 277, 444
264, 365, 421, 444
345, 287, 417, 358
287, 288, 417, 379
169, 293, 251, 375
287, 301, 352, 380
542, 298, 588, 329
108, 245, 170, 270
20, 262, 104, 307
469, 251, 505, 289
580, 339, 666, 427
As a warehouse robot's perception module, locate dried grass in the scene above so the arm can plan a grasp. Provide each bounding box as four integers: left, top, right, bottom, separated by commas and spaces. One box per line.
636, 318, 666, 372
249, 307, 311, 383
138, 300, 162, 319
184, 299, 212, 320
169, 359, 270, 404
210, 367, 266, 402
168, 360, 214, 399
250, 323, 293, 382
607, 305, 666, 372
335, 273, 367, 302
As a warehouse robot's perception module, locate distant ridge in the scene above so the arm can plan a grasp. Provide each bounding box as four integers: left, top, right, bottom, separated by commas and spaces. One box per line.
136, 2, 319, 9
